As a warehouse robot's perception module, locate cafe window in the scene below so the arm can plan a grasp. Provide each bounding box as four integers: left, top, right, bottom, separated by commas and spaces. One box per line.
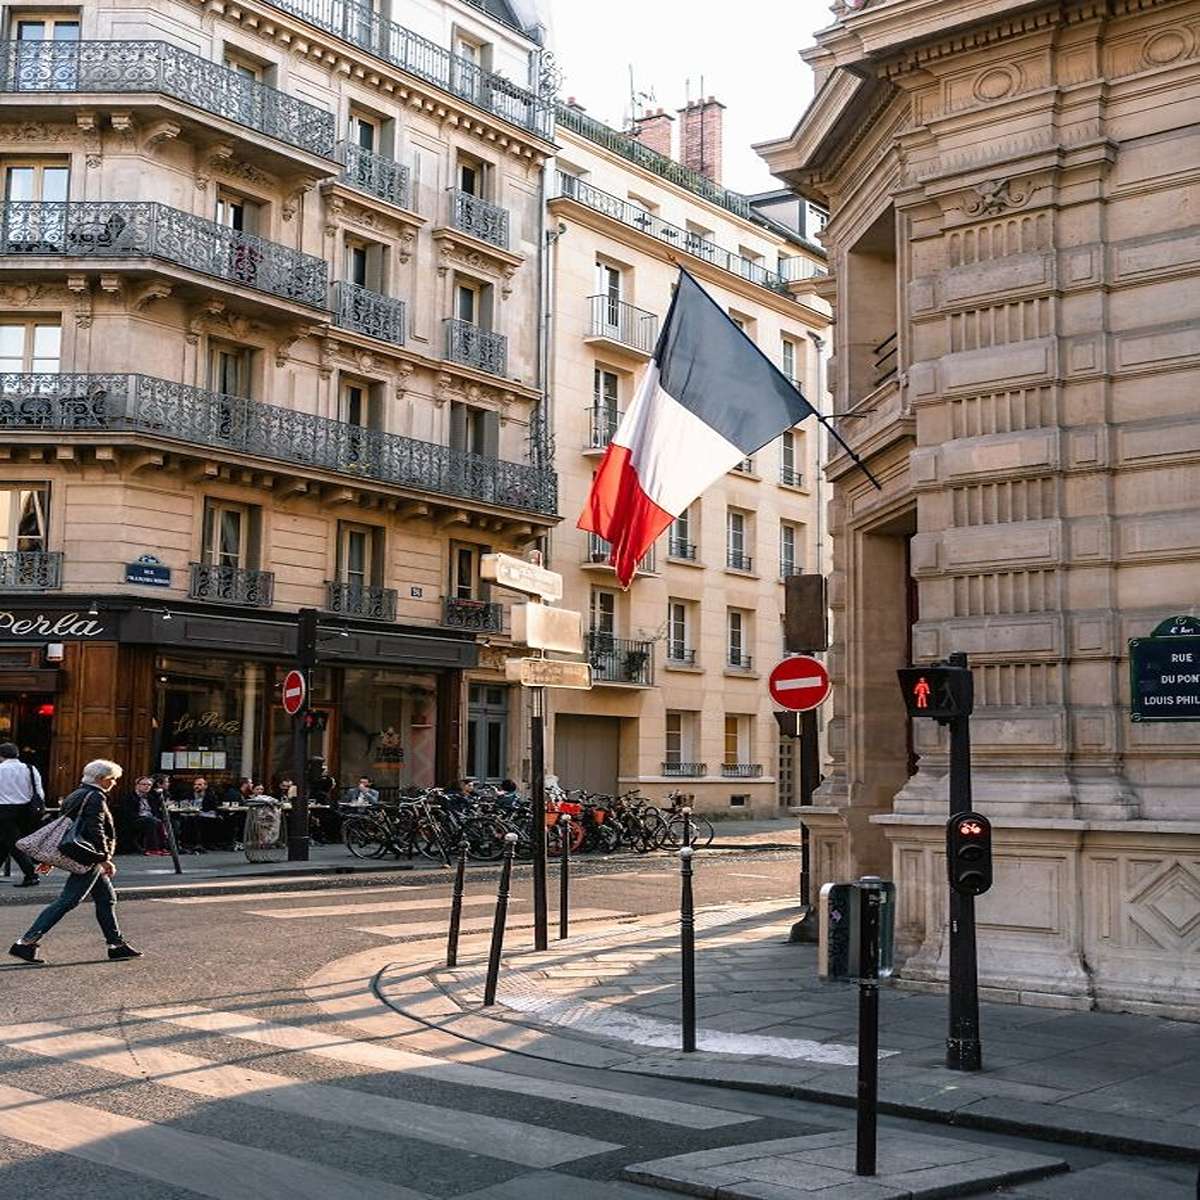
340, 667, 438, 792
0, 320, 59, 372
4, 159, 68, 203
0, 485, 48, 552
202, 499, 257, 570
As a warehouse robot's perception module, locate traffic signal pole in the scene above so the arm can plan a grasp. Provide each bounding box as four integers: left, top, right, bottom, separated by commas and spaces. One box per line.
288, 607, 318, 862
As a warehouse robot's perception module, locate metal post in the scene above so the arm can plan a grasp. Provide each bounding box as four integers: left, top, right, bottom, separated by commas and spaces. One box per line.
288, 699, 309, 861
855, 882, 882, 1177
483, 832, 518, 1007
558, 812, 570, 940
681, 805, 692, 849
163, 806, 182, 876
946, 649, 982, 1072
680, 846, 696, 1052
530, 684, 548, 951
799, 708, 819, 907
446, 838, 468, 968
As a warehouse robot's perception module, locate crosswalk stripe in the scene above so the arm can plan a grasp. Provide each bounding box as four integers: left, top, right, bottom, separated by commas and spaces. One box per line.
153, 884, 434, 906
246, 896, 521, 919
132, 1004, 753, 1129
0, 1082, 430, 1200
357, 908, 627, 939
2, 1021, 619, 1168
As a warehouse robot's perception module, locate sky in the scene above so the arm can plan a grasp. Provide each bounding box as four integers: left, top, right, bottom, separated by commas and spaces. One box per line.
546, 0, 832, 195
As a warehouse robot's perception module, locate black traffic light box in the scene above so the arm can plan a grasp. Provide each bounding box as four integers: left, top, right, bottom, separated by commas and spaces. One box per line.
947, 812, 993, 896
301, 709, 328, 733
897, 663, 973, 722
297, 607, 319, 670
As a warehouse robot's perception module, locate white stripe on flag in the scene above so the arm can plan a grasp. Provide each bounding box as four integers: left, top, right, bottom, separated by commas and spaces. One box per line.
776, 677, 823, 691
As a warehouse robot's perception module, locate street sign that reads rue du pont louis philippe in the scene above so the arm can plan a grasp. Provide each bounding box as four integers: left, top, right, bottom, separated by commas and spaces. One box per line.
1130, 615, 1200, 722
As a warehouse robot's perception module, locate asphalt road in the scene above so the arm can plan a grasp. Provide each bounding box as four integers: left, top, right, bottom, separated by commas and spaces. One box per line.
0, 850, 1193, 1199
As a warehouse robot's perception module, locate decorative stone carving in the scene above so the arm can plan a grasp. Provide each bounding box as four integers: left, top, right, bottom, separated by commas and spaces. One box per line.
1143, 28, 1191, 67
397, 230, 415, 264
0, 121, 77, 145
195, 139, 235, 191
142, 119, 181, 153
394, 361, 415, 399
130, 280, 172, 312
66, 275, 92, 328
274, 323, 321, 368
186, 299, 226, 345
76, 110, 102, 167
973, 65, 1017, 101
962, 177, 1030, 216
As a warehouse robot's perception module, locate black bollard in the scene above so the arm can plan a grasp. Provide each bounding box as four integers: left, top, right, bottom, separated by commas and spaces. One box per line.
482, 831, 518, 1007
446, 838, 469, 969
855, 879, 884, 1177
680, 845, 696, 1052
681, 805, 693, 849
558, 813, 570, 940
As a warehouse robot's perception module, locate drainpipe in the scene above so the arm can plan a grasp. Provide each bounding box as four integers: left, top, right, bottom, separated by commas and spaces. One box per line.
808, 332, 826, 578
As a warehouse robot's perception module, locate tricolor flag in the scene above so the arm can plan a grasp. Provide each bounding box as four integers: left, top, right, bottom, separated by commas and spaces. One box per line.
580, 269, 844, 587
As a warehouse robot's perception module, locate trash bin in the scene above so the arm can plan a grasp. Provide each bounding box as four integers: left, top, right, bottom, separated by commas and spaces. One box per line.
244, 799, 287, 863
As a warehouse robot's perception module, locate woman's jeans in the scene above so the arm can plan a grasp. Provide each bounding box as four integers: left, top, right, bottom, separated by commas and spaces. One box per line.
22, 866, 122, 945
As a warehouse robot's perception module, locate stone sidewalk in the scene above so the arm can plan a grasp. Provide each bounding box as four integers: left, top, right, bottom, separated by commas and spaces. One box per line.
377, 898, 1200, 1161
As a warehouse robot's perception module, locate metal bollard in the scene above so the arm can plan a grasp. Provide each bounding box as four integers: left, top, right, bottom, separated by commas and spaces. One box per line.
680, 845, 696, 1052
558, 812, 570, 940
681, 805, 693, 849
446, 838, 469, 968
482, 831, 519, 1007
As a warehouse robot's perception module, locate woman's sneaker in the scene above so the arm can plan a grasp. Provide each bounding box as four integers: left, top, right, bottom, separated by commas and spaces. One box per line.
8, 942, 44, 964
107, 943, 143, 961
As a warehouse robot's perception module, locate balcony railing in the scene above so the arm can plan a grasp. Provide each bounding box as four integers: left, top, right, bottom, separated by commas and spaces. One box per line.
663, 761, 707, 778
0, 40, 336, 158
189, 563, 274, 607
336, 141, 410, 208
586, 533, 654, 574
586, 404, 621, 450
874, 332, 898, 388
326, 580, 397, 621
0, 374, 557, 514
778, 255, 828, 283
554, 174, 790, 295
727, 549, 753, 572
449, 189, 509, 249
665, 645, 696, 666
586, 632, 653, 686
586, 295, 658, 354
0, 549, 61, 590
443, 318, 507, 376
667, 538, 697, 561
442, 596, 503, 632
333, 281, 405, 346
259, 0, 554, 138
732, 458, 754, 474
727, 650, 754, 671
780, 560, 802, 580
721, 763, 764, 778
779, 465, 804, 487
0, 201, 329, 309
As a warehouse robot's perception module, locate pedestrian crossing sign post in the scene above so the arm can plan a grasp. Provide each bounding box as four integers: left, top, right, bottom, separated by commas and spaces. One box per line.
896, 663, 973, 723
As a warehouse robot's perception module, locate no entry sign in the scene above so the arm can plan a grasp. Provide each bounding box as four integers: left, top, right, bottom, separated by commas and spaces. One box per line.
281, 669, 307, 716
769, 655, 830, 712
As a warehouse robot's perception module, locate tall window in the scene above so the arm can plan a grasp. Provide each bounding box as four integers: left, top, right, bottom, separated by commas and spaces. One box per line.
781, 430, 799, 485
457, 152, 486, 197
724, 715, 744, 767
670, 507, 692, 558
597, 261, 622, 332
593, 368, 619, 445
344, 238, 384, 291
0, 486, 48, 552
667, 600, 690, 662
727, 509, 750, 570
456, 280, 479, 324
209, 343, 251, 397
781, 337, 797, 382
728, 609, 749, 668
780, 522, 801, 578
338, 523, 379, 589
341, 379, 368, 427
450, 402, 497, 458
215, 189, 253, 233
590, 588, 616, 641
0, 321, 60, 372
202, 500, 250, 569
4, 160, 68, 203
665, 711, 692, 767
349, 111, 378, 151
451, 543, 482, 600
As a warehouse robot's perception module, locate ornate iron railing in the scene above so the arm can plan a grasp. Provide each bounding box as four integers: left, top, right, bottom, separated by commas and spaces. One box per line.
727, 650, 754, 671
554, 173, 790, 295
586, 295, 657, 354
668, 538, 697, 561
727, 549, 753, 572
586, 632, 653, 686
326, 580, 397, 621
0, 549, 61, 590
779, 465, 804, 487
336, 141, 410, 208
0, 40, 336, 158
449, 189, 509, 248
586, 404, 621, 450
189, 562, 275, 607
258, 0, 554, 138
586, 533, 654, 574
665, 645, 696, 666
442, 596, 503, 632
0, 201, 329, 308
333, 281, 405, 346
721, 763, 763, 778
0, 373, 557, 514
443, 318, 507, 377
663, 761, 707, 778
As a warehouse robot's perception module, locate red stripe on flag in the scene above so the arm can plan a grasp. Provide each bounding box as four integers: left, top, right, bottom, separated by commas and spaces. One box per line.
578, 443, 673, 588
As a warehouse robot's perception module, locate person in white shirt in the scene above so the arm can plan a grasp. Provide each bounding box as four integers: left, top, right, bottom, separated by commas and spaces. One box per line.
0, 742, 43, 888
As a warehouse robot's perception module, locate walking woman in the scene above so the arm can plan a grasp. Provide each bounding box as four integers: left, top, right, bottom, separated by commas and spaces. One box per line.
8, 759, 142, 964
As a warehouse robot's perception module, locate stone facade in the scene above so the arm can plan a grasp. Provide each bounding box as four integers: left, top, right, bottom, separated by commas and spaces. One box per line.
758, 0, 1200, 1016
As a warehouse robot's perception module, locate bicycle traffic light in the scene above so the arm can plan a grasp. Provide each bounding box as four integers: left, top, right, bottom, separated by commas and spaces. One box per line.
897, 663, 973, 721
947, 812, 992, 896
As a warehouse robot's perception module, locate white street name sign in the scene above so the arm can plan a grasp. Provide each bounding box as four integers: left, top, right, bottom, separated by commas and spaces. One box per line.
505, 657, 593, 690
512, 604, 583, 654
481, 553, 563, 602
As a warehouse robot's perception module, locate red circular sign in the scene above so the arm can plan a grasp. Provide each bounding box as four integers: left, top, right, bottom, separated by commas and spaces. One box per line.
281, 669, 307, 716
769, 655, 830, 712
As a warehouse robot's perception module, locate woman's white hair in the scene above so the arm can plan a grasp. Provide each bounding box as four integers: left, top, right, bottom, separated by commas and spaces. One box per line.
81, 759, 123, 784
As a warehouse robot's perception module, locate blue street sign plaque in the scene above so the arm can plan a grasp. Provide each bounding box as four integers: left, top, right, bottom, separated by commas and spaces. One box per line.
125, 554, 171, 587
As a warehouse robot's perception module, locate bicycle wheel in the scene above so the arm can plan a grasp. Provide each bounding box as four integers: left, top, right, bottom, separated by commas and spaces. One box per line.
343, 816, 386, 859
692, 816, 715, 848
462, 816, 507, 861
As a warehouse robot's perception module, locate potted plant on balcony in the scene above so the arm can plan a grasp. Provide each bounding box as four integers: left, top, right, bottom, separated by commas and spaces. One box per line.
622, 647, 648, 681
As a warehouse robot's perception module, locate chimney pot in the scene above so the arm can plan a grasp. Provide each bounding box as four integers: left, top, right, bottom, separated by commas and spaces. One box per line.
676, 95, 724, 183
631, 107, 674, 158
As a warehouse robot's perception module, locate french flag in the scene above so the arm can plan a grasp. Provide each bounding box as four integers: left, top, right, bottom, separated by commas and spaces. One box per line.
580, 270, 820, 586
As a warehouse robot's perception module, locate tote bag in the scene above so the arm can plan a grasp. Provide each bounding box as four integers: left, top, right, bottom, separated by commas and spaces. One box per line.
15, 814, 91, 875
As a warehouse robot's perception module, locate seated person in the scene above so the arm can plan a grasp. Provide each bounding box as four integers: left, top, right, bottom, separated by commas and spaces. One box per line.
127, 775, 167, 855
342, 776, 379, 807
223, 777, 253, 806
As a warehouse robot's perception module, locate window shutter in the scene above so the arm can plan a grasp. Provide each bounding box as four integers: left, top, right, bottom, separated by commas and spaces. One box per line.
483, 409, 500, 460
449, 402, 467, 452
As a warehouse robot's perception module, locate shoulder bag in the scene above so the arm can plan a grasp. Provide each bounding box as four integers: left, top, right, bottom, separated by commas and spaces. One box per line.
58, 789, 107, 866
15, 797, 90, 875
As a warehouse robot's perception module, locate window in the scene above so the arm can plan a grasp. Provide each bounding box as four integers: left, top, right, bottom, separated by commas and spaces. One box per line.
0, 486, 48, 552
340, 379, 369, 428
727, 509, 751, 571
593, 367, 619, 445
780, 522, 803, 578
451, 542, 483, 600
4, 160, 68, 203
14, 13, 80, 40
667, 600, 691, 663
728, 609, 751, 669
733, 455, 754, 475
215, 189, 253, 233
685, 221, 715, 258
0, 320, 60, 372
337, 522, 378, 588
781, 337, 797, 383
344, 237, 385, 291
781, 430, 801, 486
669, 507, 693, 559
457, 152, 485, 198
349, 111, 378, 152
454, 31, 489, 69
224, 49, 269, 82
450, 402, 498, 458
202, 500, 250, 569
209, 343, 251, 397
724, 715, 745, 767
590, 588, 616, 641
596, 260, 623, 334
665, 711, 693, 767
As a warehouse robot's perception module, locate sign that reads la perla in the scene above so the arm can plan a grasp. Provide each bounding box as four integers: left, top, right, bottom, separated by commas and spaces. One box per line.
0, 610, 108, 641
1130, 615, 1200, 722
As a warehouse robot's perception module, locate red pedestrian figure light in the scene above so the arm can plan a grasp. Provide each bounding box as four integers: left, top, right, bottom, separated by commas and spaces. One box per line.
913, 677, 931, 709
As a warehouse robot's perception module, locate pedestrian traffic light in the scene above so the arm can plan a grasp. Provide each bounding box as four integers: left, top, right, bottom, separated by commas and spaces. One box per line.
897, 663, 973, 721
301, 709, 328, 733
947, 812, 992, 896
297, 607, 319, 670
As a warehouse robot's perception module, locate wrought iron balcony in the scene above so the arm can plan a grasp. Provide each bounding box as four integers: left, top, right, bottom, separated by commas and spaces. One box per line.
663, 761, 707, 778
0, 549, 61, 590
721, 763, 763, 778
0, 201, 329, 309
443, 318, 507, 377
586, 533, 654, 574
586, 295, 658, 354
554, 174, 790, 295
0, 40, 336, 158
442, 596, 503, 632
727, 650, 754, 671
586, 404, 621, 450
586, 632, 653, 686
326, 580, 397, 621
779, 465, 804, 487
0, 373, 557, 515
727, 549, 753, 572
665, 645, 696, 666
333, 281, 405, 346
336, 141, 410, 208
667, 538, 697, 561
189, 563, 274, 607
259, 0, 553, 139
449, 189, 509, 249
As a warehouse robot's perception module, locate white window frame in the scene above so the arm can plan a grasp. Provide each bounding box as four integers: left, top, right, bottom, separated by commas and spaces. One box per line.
0, 485, 49, 553
0, 319, 60, 372
338, 522, 376, 588
202, 499, 249, 569
667, 600, 689, 662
